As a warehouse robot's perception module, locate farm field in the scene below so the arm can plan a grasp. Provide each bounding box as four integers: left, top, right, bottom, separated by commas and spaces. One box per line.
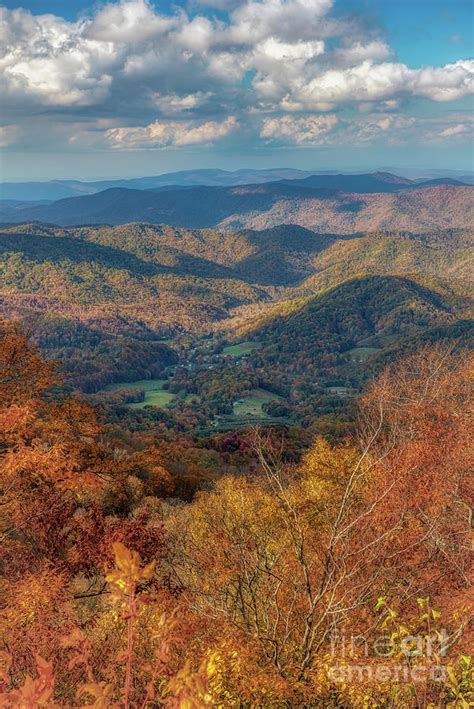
222, 340, 261, 356
105, 379, 176, 409
346, 346, 381, 362
233, 387, 283, 417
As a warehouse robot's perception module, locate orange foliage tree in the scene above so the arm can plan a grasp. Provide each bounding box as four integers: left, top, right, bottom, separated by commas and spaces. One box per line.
0, 321, 472, 707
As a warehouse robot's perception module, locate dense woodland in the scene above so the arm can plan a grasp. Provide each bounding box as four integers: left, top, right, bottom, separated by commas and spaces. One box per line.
0, 321, 472, 706
0, 199, 473, 706
1, 179, 473, 233
1, 221, 472, 406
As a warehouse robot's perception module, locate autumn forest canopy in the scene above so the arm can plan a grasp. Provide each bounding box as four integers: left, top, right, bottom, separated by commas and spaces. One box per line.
0, 320, 473, 707
0, 168, 473, 706
2, 0, 474, 697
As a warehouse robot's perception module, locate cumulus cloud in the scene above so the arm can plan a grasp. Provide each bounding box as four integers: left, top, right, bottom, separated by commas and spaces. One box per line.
0, 7, 116, 107
0, 0, 473, 152
272, 59, 474, 112
409, 60, 474, 101
105, 115, 238, 148
259, 112, 393, 146
150, 91, 214, 114
226, 0, 334, 45
333, 41, 391, 66
438, 123, 471, 138
85, 0, 175, 43
258, 112, 473, 147
261, 114, 337, 143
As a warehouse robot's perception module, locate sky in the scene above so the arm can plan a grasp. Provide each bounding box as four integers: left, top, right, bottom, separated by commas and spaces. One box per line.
0, 0, 473, 181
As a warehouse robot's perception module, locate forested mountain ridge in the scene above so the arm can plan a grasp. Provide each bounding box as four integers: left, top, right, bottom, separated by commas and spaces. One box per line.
1, 180, 472, 233
2, 221, 472, 289
164, 274, 473, 426
1, 220, 472, 404
252, 275, 457, 353
1, 168, 469, 203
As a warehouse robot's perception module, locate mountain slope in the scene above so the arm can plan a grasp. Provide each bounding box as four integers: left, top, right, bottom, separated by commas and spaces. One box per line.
170, 275, 473, 426
2, 181, 471, 234
2, 221, 472, 404
279, 171, 414, 192
17, 311, 177, 393
301, 231, 474, 295
4, 222, 471, 295
252, 275, 457, 367
219, 184, 474, 233
2, 222, 472, 304
0, 224, 269, 339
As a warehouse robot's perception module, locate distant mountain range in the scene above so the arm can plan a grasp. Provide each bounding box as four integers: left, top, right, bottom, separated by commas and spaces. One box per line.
2, 168, 473, 203
0, 168, 316, 202
1, 173, 471, 234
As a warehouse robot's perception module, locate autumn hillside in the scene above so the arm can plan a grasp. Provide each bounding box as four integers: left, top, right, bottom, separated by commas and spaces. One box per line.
1, 320, 472, 706
1, 180, 472, 233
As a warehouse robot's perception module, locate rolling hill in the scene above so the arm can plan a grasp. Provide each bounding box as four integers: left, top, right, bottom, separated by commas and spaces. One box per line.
2, 222, 471, 294
1, 178, 472, 233
1, 221, 472, 399
252, 275, 457, 362
164, 274, 473, 427
237, 273, 473, 397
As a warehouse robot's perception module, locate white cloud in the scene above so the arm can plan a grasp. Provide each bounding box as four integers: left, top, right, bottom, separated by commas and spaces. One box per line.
438, 123, 471, 138
0, 0, 473, 153
255, 37, 324, 62
150, 91, 213, 114
175, 16, 214, 52
409, 60, 474, 101
226, 0, 334, 45
85, 0, 175, 43
105, 115, 238, 148
258, 112, 474, 147
0, 7, 116, 106
261, 114, 337, 143
276, 60, 474, 112
1, 1, 473, 111
333, 41, 391, 66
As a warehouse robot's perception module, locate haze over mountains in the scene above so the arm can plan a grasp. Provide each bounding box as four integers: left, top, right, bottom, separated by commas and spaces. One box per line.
1, 168, 317, 202
1, 167, 472, 201
1, 171, 472, 234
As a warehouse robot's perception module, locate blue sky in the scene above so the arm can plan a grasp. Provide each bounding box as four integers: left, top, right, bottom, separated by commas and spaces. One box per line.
0, 0, 473, 180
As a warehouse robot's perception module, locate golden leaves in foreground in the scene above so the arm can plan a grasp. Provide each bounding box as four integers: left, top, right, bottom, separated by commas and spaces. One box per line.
0, 655, 55, 708
105, 541, 156, 603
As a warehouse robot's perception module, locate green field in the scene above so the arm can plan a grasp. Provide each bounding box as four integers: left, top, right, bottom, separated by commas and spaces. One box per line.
105, 379, 176, 409
233, 388, 283, 417
346, 346, 381, 362
222, 341, 261, 357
